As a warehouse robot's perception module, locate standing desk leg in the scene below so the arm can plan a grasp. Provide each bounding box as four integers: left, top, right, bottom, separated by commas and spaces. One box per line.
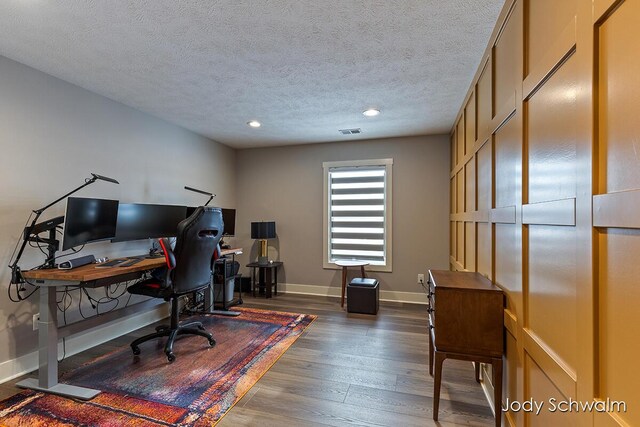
16, 285, 100, 400
201, 260, 240, 317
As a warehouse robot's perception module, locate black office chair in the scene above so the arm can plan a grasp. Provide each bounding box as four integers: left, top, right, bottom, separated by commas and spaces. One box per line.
127, 206, 223, 362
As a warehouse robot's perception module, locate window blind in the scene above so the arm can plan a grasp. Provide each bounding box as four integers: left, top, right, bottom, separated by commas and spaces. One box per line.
328, 166, 387, 264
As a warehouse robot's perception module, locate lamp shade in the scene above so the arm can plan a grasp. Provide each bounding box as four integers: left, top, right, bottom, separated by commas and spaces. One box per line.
251, 221, 276, 239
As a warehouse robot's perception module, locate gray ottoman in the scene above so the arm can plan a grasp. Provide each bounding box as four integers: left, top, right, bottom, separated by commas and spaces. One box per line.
347, 278, 379, 314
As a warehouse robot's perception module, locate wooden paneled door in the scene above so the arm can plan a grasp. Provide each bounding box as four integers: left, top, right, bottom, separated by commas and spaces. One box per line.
593, 1, 640, 425
448, 0, 640, 425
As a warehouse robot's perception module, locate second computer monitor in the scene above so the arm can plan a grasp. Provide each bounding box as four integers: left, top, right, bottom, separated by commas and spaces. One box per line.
112, 203, 187, 242
221, 208, 236, 236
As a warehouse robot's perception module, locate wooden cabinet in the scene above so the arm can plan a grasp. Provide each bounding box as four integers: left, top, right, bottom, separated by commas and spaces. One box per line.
428, 269, 504, 427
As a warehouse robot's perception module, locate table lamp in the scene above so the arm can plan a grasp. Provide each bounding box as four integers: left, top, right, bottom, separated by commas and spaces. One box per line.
251, 221, 276, 265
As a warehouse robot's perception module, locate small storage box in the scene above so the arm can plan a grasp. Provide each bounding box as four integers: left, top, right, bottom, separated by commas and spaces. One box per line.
347, 278, 379, 315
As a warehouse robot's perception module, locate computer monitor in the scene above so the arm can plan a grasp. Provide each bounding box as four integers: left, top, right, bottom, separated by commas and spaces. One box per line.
221, 208, 236, 236
62, 197, 119, 250
187, 207, 235, 236
112, 203, 188, 242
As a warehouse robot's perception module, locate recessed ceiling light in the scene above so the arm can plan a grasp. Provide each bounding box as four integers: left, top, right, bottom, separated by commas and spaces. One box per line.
362, 108, 380, 117
247, 120, 261, 128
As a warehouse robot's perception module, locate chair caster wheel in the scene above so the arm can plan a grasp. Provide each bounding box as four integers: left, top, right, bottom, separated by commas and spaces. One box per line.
132, 346, 141, 356
209, 338, 216, 347
167, 352, 176, 362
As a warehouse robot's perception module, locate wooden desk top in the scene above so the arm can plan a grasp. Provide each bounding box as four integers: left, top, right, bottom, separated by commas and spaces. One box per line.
22, 247, 243, 283
221, 248, 243, 256
22, 258, 164, 282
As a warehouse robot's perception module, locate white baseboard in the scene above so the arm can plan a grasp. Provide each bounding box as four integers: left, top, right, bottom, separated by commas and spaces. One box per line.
0, 302, 169, 385
279, 282, 428, 305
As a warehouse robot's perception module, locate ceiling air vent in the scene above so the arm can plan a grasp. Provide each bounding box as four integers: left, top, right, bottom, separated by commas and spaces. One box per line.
339, 128, 362, 135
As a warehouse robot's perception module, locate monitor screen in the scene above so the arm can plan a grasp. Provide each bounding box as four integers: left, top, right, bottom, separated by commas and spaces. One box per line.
221, 208, 236, 236
112, 203, 187, 242
186, 207, 235, 236
62, 197, 119, 250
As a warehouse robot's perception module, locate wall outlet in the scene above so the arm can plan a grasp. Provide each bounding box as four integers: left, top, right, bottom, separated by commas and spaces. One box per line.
418, 274, 425, 284
33, 313, 40, 331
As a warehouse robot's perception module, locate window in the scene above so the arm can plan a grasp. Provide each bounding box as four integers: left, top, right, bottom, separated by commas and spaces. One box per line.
323, 159, 393, 272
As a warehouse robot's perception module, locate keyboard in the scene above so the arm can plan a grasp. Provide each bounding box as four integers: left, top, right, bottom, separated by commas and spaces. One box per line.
95, 259, 127, 268
118, 258, 143, 267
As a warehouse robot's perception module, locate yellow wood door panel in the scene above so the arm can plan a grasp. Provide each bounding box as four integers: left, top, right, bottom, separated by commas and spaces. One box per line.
593, 190, 640, 229
457, 118, 465, 165
525, 354, 580, 426
527, 55, 578, 204
528, 225, 578, 372
450, 177, 456, 214
597, 228, 640, 426
465, 159, 476, 213
477, 141, 492, 212
465, 222, 475, 271
494, 4, 521, 119
526, 0, 577, 77
451, 134, 456, 171
477, 60, 492, 142
456, 221, 465, 267
450, 221, 455, 257
457, 170, 465, 213
495, 223, 521, 315
504, 331, 522, 427
495, 117, 521, 209
477, 222, 492, 277
465, 92, 477, 152
595, 4, 640, 425
598, 0, 640, 194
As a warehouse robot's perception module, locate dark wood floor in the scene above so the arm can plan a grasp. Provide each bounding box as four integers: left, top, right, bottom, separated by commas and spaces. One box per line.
0, 293, 494, 426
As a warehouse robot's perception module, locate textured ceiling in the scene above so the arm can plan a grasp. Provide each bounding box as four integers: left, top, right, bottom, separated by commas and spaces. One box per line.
0, 1, 504, 148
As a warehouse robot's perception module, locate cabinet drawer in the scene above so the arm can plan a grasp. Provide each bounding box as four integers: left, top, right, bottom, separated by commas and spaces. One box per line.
428, 270, 504, 358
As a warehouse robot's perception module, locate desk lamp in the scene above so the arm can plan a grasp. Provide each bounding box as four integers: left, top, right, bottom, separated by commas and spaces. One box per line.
8, 173, 119, 285
251, 221, 276, 265
184, 186, 216, 206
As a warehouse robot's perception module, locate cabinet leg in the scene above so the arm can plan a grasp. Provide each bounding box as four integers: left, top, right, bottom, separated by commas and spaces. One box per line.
433, 351, 445, 421
428, 329, 434, 376
492, 358, 503, 427
475, 362, 481, 383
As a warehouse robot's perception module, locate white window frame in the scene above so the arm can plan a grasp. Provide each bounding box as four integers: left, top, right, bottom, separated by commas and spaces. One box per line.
323, 158, 393, 272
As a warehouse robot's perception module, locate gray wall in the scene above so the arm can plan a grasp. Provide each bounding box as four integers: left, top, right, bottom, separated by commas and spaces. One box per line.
0, 55, 235, 365
233, 135, 450, 299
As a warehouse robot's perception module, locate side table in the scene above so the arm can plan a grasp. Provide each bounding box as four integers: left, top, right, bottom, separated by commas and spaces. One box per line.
246, 261, 283, 298
335, 260, 369, 308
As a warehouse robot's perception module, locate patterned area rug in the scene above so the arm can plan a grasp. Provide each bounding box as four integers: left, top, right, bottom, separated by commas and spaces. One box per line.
0, 307, 315, 426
